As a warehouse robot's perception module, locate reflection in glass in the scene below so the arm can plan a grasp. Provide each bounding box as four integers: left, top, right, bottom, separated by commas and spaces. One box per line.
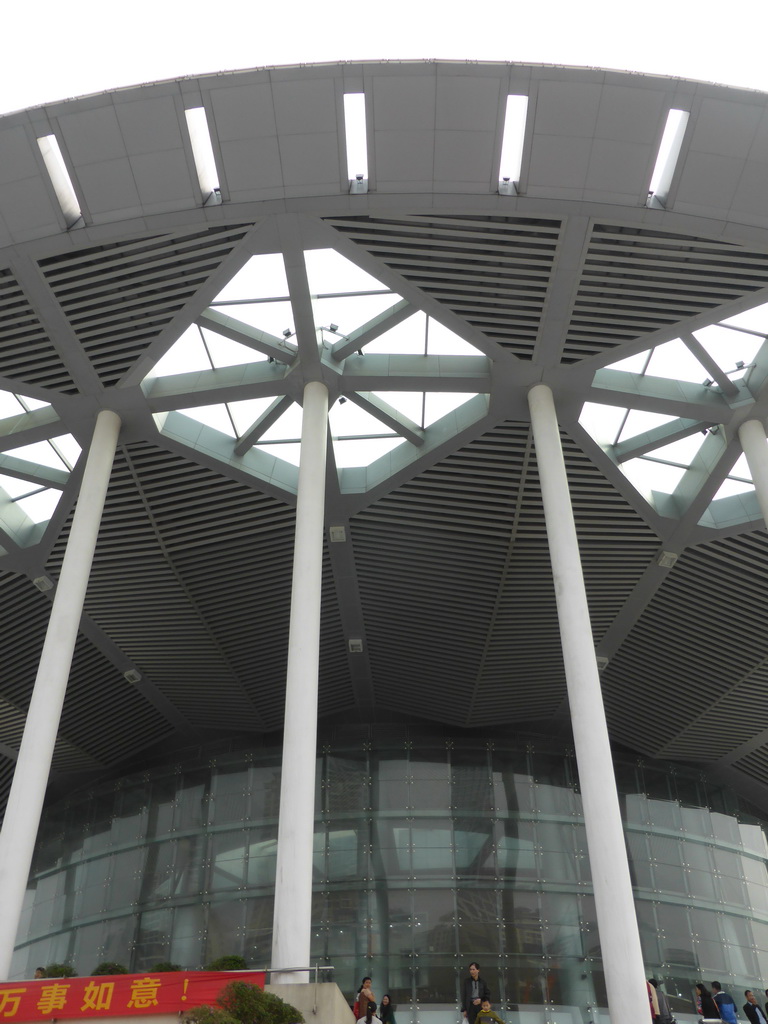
19, 729, 768, 1021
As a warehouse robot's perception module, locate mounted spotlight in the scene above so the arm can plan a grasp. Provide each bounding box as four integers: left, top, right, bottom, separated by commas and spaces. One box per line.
283, 328, 293, 338
703, 378, 713, 387
329, 324, 339, 333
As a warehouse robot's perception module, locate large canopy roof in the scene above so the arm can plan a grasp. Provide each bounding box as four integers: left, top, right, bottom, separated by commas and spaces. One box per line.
2, 60, 768, 813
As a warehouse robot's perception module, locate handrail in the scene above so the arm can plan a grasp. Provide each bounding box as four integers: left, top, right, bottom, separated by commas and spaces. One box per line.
260, 966, 336, 1016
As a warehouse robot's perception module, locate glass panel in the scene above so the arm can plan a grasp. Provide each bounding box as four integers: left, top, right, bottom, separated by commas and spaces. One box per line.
246, 832, 278, 888
541, 893, 581, 957
72, 922, 105, 977
91, 908, 130, 969
415, 890, 456, 954
147, 775, 177, 839
627, 832, 653, 888
326, 754, 369, 813
378, 889, 412, 955
174, 770, 208, 830
656, 904, 694, 967
327, 828, 359, 881
134, 909, 172, 970
107, 848, 144, 909
210, 833, 246, 891
410, 757, 451, 810
113, 785, 147, 844
74, 856, 110, 917
141, 840, 176, 900
206, 901, 246, 963
490, 750, 532, 815
210, 767, 249, 825
537, 822, 578, 883
411, 825, 453, 874
375, 758, 409, 811
501, 891, 541, 956
635, 900, 662, 963
496, 822, 536, 880
579, 894, 600, 959
170, 903, 204, 969
244, 896, 273, 966
174, 836, 206, 896
250, 765, 281, 819
452, 759, 492, 814
453, 820, 493, 876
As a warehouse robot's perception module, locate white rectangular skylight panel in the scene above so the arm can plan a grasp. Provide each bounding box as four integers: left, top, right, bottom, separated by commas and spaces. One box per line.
37, 135, 81, 226
499, 95, 529, 187
647, 108, 689, 206
343, 93, 368, 183
185, 107, 220, 202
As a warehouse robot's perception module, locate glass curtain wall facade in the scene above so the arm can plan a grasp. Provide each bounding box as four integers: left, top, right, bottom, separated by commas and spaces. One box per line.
13, 727, 768, 1023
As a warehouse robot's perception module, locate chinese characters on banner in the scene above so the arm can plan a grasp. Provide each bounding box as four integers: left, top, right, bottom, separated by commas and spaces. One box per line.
0, 971, 266, 1022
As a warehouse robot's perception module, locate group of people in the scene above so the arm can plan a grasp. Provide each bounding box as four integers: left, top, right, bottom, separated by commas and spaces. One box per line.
354, 978, 396, 1024
354, 963, 503, 1024
694, 981, 768, 1024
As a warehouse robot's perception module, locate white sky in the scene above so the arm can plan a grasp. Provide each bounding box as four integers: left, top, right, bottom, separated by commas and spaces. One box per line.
3, 0, 768, 116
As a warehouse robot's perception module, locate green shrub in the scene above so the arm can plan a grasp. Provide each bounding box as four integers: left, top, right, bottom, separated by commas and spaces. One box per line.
184, 1006, 240, 1024
205, 955, 247, 972
151, 961, 182, 972
217, 981, 303, 1024
92, 962, 129, 975
44, 964, 77, 978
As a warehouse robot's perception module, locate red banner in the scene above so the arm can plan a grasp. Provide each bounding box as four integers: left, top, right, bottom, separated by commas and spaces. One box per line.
0, 970, 266, 1022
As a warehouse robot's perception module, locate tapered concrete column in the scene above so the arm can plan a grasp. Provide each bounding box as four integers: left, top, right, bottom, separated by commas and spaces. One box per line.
739, 419, 768, 523
0, 409, 121, 980
527, 384, 648, 1024
272, 381, 328, 983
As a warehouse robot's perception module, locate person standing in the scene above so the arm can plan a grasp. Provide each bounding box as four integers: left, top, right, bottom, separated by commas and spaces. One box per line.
744, 991, 767, 1024
462, 962, 490, 1024
649, 978, 674, 1024
379, 994, 396, 1024
357, 978, 375, 1020
696, 983, 719, 1020
713, 981, 739, 1024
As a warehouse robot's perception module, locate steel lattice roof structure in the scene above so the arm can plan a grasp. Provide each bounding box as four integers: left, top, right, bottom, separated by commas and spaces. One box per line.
2, 61, 768, 816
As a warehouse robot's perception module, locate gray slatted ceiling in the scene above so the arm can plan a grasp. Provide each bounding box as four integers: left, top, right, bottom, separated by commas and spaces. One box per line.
324, 214, 561, 357
603, 533, 768, 760
471, 431, 659, 720
47, 443, 265, 730
0, 694, 99, 773
0, 268, 76, 393
318, 558, 353, 720
353, 421, 659, 724
58, 636, 169, 765
38, 225, 252, 386
563, 224, 768, 363
735, 747, 768, 787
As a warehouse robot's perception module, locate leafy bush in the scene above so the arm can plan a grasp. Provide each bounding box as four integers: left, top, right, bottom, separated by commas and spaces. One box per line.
92, 962, 129, 975
205, 955, 247, 972
44, 964, 77, 978
151, 961, 182, 972
184, 1006, 240, 1024
217, 981, 304, 1024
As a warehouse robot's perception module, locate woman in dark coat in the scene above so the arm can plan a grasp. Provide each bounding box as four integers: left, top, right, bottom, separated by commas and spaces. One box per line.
379, 994, 396, 1024
696, 983, 720, 1019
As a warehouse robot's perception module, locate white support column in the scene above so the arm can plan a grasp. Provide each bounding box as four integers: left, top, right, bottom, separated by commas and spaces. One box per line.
0, 409, 121, 980
527, 384, 648, 1024
739, 419, 768, 523
272, 381, 328, 984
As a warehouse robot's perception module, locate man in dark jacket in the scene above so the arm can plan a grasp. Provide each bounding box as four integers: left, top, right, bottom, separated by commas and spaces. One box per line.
744, 990, 767, 1024
461, 963, 490, 1024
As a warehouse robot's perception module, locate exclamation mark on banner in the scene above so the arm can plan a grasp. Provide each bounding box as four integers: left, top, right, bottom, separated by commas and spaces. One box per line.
182, 979, 189, 1001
